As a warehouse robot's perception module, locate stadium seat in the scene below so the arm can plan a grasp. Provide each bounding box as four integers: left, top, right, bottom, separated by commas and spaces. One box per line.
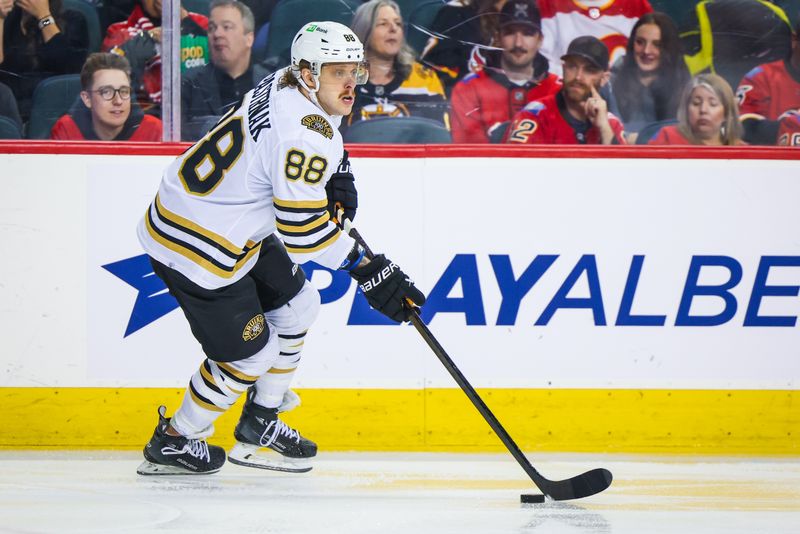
649, 1, 699, 25
263, 0, 363, 69
0, 116, 22, 139
636, 119, 678, 144
27, 75, 82, 139
63, 0, 102, 53
343, 116, 451, 143
406, 0, 444, 56
183, 0, 211, 16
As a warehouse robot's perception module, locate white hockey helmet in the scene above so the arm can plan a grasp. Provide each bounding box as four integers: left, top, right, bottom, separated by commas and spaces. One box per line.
291, 21, 369, 86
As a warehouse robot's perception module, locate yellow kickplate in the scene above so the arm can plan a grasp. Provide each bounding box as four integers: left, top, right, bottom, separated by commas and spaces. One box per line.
0, 388, 796, 454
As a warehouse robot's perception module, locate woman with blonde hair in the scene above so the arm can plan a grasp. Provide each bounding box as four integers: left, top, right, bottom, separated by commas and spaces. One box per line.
650, 73, 745, 146
345, 0, 448, 130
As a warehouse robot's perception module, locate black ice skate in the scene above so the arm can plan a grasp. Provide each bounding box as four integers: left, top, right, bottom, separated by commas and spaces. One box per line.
228, 388, 317, 473
136, 405, 226, 476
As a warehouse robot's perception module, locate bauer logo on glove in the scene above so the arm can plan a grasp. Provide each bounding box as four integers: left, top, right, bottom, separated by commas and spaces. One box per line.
358, 261, 398, 293
350, 254, 426, 323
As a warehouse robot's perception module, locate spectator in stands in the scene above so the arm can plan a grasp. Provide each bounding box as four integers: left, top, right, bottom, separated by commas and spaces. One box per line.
182, 0, 266, 140
0, 0, 89, 120
0, 81, 22, 129
104, 1, 209, 112
421, 0, 508, 95
777, 111, 800, 146
50, 52, 161, 140
346, 0, 448, 130
538, 0, 653, 77
505, 35, 625, 144
649, 74, 744, 145
610, 12, 689, 143
239, 0, 277, 61
736, 16, 800, 145
450, 0, 560, 143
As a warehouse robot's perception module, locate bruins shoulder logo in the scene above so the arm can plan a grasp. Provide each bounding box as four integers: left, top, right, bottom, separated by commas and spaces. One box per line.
301, 114, 334, 139
242, 314, 266, 341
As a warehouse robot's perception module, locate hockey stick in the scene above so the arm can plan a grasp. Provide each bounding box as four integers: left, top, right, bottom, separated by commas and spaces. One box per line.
336, 211, 612, 501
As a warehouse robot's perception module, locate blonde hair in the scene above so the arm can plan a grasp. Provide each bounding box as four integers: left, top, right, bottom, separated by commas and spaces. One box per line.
677, 74, 743, 145
279, 60, 311, 89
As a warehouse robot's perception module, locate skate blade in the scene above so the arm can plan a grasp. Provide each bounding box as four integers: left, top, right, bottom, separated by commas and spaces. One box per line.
136, 460, 221, 476
228, 442, 313, 473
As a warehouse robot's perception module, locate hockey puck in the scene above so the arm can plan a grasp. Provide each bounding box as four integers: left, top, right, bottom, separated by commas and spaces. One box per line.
520, 494, 546, 504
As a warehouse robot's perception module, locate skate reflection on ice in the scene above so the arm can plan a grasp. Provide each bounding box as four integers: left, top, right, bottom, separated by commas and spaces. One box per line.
519, 502, 611, 533
136, 475, 228, 494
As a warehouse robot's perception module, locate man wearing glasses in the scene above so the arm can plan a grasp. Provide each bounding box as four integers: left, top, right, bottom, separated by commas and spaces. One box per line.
50, 53, 162, 141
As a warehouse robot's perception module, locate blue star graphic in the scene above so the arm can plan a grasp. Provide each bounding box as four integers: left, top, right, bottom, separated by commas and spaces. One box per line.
102, 254, 178, 337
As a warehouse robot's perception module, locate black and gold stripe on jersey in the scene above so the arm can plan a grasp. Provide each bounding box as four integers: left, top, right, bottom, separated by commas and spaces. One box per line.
274, 197, 342, 254
145, 194, 261, 279
189, 359, 260, 413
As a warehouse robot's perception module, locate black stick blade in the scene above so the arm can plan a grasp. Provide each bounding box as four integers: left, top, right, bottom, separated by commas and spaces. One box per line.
541, 468, 613, 501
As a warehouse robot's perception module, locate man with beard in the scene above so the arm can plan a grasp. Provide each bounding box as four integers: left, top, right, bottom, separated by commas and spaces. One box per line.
505, 35, 626, 144
450, 0, 561, 143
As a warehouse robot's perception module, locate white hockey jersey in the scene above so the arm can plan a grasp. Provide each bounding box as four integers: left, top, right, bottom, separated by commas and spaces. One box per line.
539, 0, 653, 76
137, 68, 356, 289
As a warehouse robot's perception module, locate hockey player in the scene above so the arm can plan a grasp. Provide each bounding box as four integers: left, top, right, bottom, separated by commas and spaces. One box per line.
505, 35, 626, 145
135, 21, 426, 475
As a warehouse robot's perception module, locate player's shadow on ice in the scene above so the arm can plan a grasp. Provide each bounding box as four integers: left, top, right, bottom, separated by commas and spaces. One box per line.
519, 501, 611, 533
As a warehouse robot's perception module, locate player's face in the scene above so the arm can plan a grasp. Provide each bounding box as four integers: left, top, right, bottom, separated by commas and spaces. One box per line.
687, 86, 725, 141
208, 5, 254, 71
81, 69, 131, 131
315, 63, 361, 116
499, 25, 542, 70
562, 57, 605, 104
369, 5, 403, 60
633, 23, 662, 74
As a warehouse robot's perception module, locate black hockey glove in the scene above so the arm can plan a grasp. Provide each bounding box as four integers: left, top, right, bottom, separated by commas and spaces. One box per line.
326, 150, 358, 223
350, 254, 426, 323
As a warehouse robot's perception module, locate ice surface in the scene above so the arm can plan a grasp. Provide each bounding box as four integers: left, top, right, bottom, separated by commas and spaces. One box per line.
0, 451, 797, 533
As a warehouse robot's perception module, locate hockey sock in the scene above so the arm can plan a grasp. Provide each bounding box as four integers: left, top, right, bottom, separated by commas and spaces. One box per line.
253, 331, 305, 409
171, 324, 279, 437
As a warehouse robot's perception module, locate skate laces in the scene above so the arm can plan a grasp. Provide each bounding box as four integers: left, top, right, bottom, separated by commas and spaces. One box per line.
162, 438, 211, 463
259, 419, 300, 448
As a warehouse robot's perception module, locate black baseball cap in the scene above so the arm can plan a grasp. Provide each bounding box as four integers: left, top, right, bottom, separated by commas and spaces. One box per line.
499, 0, 541, 33
561, 35, 610, 71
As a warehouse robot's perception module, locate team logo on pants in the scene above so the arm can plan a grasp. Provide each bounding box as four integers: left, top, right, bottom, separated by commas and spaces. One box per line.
242, 314, 266, 341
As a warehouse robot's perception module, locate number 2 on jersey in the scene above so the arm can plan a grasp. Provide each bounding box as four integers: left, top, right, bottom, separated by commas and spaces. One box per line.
179, 116, 245, 195
284, 149, 327, 184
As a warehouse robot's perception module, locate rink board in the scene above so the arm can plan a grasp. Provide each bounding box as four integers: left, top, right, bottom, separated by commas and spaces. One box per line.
0, 143, 798, 453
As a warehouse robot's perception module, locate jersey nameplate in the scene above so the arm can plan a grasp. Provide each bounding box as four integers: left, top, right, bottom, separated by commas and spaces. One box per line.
248, 72, 275, 142
301, 114, 334, 139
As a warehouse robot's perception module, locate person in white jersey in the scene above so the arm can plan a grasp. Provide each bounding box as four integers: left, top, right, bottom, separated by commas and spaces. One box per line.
135, 20, 425, 476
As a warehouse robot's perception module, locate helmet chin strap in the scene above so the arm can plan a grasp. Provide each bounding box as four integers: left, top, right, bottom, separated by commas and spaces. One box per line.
296, 69, 344, 117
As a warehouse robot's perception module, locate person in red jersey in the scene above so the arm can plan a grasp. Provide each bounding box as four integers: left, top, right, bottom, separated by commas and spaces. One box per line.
103, 0, 209, 112
450, 0, 561, 143
777, 111, 800, 146
538, 0, 653, 77
649, 73, 745, 146
51, 53, 162, 141
736, 17, 800, 145
505, 35, 625, 144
